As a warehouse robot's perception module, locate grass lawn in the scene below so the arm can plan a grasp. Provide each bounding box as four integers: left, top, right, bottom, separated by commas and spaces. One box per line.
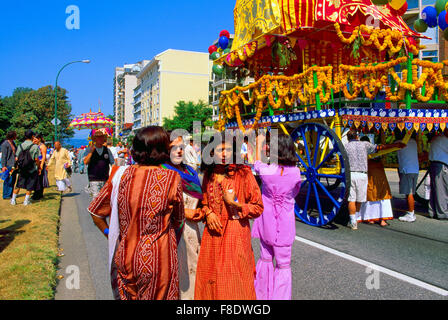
0, 167, 61, 299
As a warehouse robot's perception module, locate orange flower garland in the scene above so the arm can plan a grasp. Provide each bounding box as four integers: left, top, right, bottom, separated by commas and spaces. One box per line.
218, 58, 448, 130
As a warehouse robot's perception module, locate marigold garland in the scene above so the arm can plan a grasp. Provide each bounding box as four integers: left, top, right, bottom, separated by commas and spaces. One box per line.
334, 23, 420, 56
219, 57, 448, 130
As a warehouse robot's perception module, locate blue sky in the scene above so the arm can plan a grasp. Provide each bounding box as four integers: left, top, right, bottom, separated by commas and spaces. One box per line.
0, 1, 235, 138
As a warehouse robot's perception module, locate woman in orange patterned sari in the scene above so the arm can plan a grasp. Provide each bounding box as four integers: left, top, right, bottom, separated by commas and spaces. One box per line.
194, 133, 263, 300
88, 127, 184, 300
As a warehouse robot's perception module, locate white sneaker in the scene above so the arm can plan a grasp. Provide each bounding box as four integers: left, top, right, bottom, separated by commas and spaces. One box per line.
10, 199, 16, 206
437, 214, 448, 220
23, 199, 31, 206
399, 213, 416, 222
348, 221, 358, 230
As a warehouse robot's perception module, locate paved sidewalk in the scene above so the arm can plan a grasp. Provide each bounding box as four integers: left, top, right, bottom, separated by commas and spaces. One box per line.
54, 193, 96, 300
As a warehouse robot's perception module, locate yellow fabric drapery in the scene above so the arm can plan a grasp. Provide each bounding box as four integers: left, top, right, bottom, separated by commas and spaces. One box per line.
231, 0, 282, 51
230, 0, 420, 53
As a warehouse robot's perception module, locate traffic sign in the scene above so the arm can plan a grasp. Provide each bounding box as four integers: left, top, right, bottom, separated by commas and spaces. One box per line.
51, 118, 61, 126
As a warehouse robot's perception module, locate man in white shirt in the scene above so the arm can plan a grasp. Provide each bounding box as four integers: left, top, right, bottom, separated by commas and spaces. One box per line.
428, 129, 448, 219
184, 139, 199, 170
241, 136, 249, 164
397, 134, 419, 222
108, 141, 119, 165
115, 141, 126, 166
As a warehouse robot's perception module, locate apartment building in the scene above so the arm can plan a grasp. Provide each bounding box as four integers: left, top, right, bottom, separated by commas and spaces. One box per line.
113, 61, 149, 138
404, 0, 445, 64
133, 49, 211, 132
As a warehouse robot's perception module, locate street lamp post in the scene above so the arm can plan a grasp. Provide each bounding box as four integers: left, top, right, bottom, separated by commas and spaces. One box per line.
54, 59, 90, 142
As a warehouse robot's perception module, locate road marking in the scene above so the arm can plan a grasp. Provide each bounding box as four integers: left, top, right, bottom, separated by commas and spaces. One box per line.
295, 235, 448, 296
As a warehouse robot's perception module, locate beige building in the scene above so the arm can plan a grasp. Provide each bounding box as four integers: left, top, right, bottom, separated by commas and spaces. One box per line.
113, 61, 149, 138
134, 49, 212, 131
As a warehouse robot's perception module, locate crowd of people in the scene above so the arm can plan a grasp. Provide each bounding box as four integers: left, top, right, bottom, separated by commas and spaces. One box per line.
84, 126, 301, 300
1, 130, 51, 205
1, 124, 447, 301
344, 128, 448, 230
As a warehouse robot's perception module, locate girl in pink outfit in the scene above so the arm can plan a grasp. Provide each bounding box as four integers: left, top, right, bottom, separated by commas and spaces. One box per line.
252, 133, 301, 300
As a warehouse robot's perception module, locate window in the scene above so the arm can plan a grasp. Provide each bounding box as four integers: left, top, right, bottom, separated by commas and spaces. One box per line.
422, 0, 435, 5
422, 50, 437, 57
408, 0, 418, 9
421, 49, 438, 63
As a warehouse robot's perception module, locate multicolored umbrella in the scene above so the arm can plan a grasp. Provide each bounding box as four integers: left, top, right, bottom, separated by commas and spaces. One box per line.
69, 110, 115, 130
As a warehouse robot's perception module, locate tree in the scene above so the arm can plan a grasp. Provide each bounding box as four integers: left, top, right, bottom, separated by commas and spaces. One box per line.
106, 114, 115, 122
163, 100, 213, 133
0, 86, 74, 143
0, 97, 6, 139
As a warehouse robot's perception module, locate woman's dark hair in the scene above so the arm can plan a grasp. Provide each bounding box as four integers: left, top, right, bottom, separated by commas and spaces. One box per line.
276, 133, 298, 167
24, 129, 35, 140
347, 129, 359, 141
6, 131, 17, 140
131, 126, 170, 166
35, 133, 45, 143
360, 135, 370, 142
200, 131, 244, 175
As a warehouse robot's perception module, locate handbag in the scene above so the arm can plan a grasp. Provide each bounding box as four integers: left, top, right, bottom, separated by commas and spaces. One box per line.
0, 169, 9, 181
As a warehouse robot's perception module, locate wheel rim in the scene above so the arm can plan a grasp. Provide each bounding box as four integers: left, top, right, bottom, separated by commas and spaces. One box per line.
291, 123, 350, 227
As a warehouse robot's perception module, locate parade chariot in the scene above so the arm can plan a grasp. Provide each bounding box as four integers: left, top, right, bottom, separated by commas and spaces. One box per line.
209, 0, 448, 227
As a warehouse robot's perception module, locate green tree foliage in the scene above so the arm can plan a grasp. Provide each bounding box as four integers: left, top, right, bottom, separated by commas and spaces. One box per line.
0, 86, 74, 143
163, 100, 213, 132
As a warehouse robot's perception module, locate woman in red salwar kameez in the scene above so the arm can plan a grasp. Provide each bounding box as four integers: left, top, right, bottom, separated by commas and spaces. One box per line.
88, 127, 185, 300
194, 133, 263, 300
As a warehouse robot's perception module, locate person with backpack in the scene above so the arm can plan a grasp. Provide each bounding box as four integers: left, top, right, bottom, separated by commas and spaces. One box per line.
11, 130, 41, 206
1, 131, 18, 200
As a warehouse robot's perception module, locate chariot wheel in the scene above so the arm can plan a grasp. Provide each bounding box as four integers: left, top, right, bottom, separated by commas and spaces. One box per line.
291, 122, 351, 227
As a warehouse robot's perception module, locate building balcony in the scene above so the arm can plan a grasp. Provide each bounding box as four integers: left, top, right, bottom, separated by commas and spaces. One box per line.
213, 78, 237, 87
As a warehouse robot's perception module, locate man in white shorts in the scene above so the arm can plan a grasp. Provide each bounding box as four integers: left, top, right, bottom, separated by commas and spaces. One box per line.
344, 130, 404, 230
397, 133, 419, 222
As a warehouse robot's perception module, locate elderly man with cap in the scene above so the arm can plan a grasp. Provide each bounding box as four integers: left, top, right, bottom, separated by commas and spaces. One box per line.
84, 130, 115, 199
47, 141, 72, 194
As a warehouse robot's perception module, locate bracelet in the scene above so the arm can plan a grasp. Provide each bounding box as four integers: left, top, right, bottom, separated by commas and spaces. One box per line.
103, 228, 109, 235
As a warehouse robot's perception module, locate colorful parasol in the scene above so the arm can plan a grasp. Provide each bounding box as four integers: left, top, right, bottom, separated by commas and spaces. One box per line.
69, 109, 115, 131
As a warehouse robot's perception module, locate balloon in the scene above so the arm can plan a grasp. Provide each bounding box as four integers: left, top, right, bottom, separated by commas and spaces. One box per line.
389, 1, 408, 16
435, 0, 448, 14
220, 30, 230, 39
414, 19, 428, 32
446, 2, 448, 11
212, 64, 224, 76
211, 51, 221, 60
389, 0, 406, 10
218, 36, 229, 50
223, 48, 231, 54
371, 0, 390, 5
422, 6, 438, 28
208, 45, 218, 54
439, 10, 448, 30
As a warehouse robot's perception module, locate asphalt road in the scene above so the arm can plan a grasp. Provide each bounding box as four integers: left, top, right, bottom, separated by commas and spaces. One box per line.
55, 170, 448, 300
